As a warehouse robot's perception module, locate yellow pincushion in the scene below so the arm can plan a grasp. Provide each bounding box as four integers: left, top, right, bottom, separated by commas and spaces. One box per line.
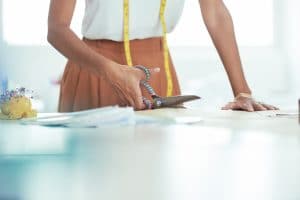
0, 96, 37, 120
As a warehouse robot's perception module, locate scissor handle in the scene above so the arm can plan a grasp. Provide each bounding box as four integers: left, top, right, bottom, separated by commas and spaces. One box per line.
135, 66, 164, 109
135, 65, 151, 81
140, 80, 157, 96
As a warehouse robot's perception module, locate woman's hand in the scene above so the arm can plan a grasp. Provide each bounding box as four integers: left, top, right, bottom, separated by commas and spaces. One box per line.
104, 63, 160, 110
222, 96, 279, 112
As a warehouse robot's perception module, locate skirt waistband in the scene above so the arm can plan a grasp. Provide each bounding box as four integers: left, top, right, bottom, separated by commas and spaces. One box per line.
83, 37, 164, 52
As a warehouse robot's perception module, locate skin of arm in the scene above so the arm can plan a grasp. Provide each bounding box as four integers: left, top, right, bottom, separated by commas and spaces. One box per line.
198, 0, 278, 111
47, 0, 160, 110
47, 0, 114, 77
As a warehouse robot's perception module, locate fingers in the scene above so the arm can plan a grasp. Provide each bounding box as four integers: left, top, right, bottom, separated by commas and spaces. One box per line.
243, 102, 254, 112
231, 96, 255, 112
222, 101, 254, 112
120, 88, 135, 107
112, 83, 137, 108
132, 85, 145, 110
252, 101, 279, 111
119, 83, 145, 110
133, 66, 160, 110
111, 65, 160, 110
223, 100, 279, 112
253, 102, 267, 111
115, 88, 128, 106
260, 103, 279, 110
222, 102, 234, 110
149, 67, 160, 75
237, 101, 254, 112
135, 67, 160, 80
222, 102, 246, 111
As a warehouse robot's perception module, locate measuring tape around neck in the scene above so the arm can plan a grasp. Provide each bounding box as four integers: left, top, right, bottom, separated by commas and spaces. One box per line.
123, 0, 173, 97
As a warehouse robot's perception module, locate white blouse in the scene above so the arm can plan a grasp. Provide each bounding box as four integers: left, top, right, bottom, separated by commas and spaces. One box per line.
82, 0, 185, 41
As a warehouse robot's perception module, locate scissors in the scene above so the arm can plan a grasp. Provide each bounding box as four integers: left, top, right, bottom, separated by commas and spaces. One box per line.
135, 66, 201, 109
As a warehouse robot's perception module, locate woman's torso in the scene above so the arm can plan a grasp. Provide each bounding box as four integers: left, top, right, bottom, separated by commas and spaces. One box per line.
82, 0, 185, 41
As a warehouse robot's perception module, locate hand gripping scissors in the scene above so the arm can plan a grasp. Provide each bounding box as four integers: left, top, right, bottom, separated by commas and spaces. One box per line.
135, 66, 201, 109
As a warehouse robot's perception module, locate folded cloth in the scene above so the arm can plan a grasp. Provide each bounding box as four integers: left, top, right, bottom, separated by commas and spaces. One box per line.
21, 106, 135, 128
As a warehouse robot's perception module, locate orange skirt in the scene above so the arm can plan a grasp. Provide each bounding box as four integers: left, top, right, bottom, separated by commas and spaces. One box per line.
58, 37, 181, 112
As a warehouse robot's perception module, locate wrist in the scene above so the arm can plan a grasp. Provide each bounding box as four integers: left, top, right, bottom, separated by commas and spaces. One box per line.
235, 92, 252, 99
98, 59, 120, 79
234, 88, 252, 97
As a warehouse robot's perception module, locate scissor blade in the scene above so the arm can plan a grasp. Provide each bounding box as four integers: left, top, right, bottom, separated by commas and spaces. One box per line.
153, 95, 201, 108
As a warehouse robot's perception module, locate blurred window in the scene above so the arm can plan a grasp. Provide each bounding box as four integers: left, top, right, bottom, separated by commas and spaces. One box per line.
2, 0, 273, 46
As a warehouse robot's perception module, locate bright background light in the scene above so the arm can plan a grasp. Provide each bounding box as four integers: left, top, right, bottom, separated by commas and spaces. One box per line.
2, 0, 84, 45
169, 0, 274, 46
3, 0, 273, 47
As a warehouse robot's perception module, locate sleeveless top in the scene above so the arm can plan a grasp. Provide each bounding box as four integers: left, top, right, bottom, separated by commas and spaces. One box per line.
82, 0, 185, 41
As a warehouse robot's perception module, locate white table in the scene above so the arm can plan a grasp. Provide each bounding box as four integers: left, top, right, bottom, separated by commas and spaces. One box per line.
0, 109, 299, 200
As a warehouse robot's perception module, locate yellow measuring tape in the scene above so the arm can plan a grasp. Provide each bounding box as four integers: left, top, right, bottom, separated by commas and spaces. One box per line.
123, 0, 173, 96
123, 0, 133, 66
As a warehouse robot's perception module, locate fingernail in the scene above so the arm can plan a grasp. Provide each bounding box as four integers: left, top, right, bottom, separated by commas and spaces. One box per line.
153, 68, 160, 72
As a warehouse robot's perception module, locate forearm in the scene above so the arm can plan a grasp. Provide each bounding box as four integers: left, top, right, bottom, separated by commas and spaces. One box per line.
199, 0, 251, 96
47, 25, 116, 77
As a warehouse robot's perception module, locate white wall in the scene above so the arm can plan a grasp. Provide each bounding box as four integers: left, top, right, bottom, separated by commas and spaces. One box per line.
283, 0, 300, 96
